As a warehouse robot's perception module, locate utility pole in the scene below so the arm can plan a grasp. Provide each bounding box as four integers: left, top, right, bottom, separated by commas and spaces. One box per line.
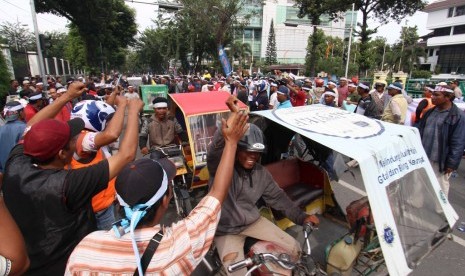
345, 3, 355, 77
30, 0, 46, 83
398, 20, 408, 72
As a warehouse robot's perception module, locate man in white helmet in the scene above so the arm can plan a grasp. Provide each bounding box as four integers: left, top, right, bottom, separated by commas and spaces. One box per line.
69, 96, 128, 230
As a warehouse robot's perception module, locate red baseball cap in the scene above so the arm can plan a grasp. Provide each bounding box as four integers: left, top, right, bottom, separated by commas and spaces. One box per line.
24, 118, 85, 162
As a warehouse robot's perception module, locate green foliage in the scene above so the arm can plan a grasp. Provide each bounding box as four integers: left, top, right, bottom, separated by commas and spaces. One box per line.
265, 19, 277, 65
131, 0, 251, 73
354, 0, 426, 75
0, 53, 12, 109
64, 25, 87, 71
396, 26, 426, 73
0, 22, 36, 52
35, 0, 137, 71
231, 41, 252, 72
305, 29, 357, 77
43, 31, 68, 58
411, 70, 432, 79
295, 0, 351, 76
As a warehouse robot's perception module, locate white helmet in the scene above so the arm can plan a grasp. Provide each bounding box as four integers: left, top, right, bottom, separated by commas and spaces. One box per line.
70, 100, 115, 132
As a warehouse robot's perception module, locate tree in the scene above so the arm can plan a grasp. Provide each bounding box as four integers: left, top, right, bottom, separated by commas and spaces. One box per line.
43, 31, 68, 59
64, 25, 87, 71
305, 29, 352, 76
0, 22, 35, 52
354, 0, 426, 75
169, 0, 253, 72
265, 19, 277, 65
35, 0, 137, 72
295, 0, 350, 77
0, 52, 12, 109
231, 41, 252, 72
396, 26, 426, 74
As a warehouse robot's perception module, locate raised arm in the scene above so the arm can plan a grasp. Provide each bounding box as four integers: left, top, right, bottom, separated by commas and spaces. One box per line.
94, 96, 127, 148
207, 96, 248, 204
106, 99, 144, 180
27, 82, 86, 127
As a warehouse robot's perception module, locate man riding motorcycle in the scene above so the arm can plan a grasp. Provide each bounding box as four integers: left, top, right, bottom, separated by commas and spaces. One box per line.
207, 108, 319, 276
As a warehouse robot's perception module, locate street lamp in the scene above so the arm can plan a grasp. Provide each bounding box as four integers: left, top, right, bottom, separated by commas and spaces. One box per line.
14, 23, 29, 51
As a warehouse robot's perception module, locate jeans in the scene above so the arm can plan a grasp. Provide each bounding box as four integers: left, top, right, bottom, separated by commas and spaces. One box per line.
95, 204, 115, 230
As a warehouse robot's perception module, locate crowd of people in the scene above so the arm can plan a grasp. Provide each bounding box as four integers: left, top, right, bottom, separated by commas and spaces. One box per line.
0, 70, 464, 275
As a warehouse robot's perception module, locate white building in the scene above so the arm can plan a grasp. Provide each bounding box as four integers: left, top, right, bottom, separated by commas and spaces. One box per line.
260, 0, 354, 64
421, 0, 465, 76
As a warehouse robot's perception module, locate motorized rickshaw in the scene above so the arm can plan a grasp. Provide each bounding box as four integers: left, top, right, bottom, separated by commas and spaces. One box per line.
247, 105, 458, 276
168, 91, 247, 190
159, 92, 457, 276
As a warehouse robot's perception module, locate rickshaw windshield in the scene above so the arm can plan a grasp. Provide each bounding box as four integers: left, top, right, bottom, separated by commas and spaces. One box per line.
385, 167, 449, 268
188, 112, 229, 167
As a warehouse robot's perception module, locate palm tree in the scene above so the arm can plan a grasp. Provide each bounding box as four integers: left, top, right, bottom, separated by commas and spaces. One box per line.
230, 41, 252, 75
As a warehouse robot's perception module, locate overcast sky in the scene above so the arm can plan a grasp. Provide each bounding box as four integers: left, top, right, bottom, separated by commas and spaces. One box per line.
0, 0, 432, 45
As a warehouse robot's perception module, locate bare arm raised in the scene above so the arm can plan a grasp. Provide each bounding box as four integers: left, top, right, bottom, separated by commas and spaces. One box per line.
106, 99, 144, 180
207, 96, 249, 204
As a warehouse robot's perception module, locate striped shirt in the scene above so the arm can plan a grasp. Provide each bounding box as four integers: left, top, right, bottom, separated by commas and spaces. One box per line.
65, 196, 220, 275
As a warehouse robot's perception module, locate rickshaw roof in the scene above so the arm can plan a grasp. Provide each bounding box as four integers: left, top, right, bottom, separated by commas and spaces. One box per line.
169, 91, 247, 116
253, 105, 458, 276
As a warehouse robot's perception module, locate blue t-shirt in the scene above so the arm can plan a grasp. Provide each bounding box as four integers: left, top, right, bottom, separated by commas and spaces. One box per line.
0, 120, 26, 172
277, 100, 292, 109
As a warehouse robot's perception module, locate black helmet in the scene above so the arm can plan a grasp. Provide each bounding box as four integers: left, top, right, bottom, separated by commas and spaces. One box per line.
238, 124, 266, 153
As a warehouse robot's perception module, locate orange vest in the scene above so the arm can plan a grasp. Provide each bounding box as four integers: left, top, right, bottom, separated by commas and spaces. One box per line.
70, 148, 116, 212
420, 98, 434, 119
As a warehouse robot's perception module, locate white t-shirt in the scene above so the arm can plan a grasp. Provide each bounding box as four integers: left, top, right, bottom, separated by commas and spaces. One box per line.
269, 92, 279, 109
124, 92, 140, 100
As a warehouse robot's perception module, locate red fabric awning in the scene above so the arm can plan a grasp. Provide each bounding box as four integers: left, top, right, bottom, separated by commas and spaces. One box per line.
169, 91, 247, 116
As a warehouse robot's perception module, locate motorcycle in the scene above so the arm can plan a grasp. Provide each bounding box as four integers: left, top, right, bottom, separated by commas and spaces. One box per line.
228, 223, 324, 276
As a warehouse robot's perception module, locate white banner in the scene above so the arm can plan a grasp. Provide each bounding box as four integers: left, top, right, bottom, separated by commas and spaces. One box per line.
254, 105, 458, 276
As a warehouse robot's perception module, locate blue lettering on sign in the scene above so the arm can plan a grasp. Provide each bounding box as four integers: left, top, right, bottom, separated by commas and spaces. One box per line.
384, 226, 394, 244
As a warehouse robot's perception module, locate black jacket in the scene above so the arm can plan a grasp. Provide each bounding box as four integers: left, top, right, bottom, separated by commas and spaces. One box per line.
207, 130, 307, 235
419, 104, 465, 172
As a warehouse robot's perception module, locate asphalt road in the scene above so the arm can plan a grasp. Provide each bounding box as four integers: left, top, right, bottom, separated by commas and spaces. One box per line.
333, 155, 465, 276
129, 111, 465, 275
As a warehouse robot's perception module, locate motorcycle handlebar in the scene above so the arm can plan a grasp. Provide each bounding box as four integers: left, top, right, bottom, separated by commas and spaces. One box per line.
227, 257, 253, 272
304, 222, 316, 234
227, 253, 295, 273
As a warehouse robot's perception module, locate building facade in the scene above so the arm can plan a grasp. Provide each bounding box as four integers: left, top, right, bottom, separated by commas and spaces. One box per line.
240, 0, 356, 65
422, 0, 465, 75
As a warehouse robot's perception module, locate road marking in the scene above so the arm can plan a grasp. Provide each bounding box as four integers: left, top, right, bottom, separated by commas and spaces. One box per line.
336, 179, 367, 196
451, 234, 465, 247
335, 180, 465, 248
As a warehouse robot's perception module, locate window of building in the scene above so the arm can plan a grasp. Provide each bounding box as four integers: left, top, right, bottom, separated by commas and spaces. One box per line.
429, 49, 434, 57
433, 27, 451, 36
456, 5, 465, 16
453, 24, 465, 35
437, 44, 465, 74
448, 7, 454, 17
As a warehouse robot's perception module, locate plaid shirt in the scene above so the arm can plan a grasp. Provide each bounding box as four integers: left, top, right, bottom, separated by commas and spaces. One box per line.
65, 196, 220, 275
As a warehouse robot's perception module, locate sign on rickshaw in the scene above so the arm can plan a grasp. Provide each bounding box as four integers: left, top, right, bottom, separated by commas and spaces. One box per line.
252, 105, 458, 276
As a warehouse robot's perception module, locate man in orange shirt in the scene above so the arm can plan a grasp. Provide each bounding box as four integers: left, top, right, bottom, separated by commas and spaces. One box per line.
69, 97, 127, 230
66, 96, 248, 275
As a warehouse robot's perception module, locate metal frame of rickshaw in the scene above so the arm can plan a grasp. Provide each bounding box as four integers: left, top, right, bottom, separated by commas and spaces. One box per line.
168, 91, 248, 190
248, 106, 458, 275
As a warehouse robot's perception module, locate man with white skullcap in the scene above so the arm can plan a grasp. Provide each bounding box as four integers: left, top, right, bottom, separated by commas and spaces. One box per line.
418, 85, 465, 198
0, 101, 26, 173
